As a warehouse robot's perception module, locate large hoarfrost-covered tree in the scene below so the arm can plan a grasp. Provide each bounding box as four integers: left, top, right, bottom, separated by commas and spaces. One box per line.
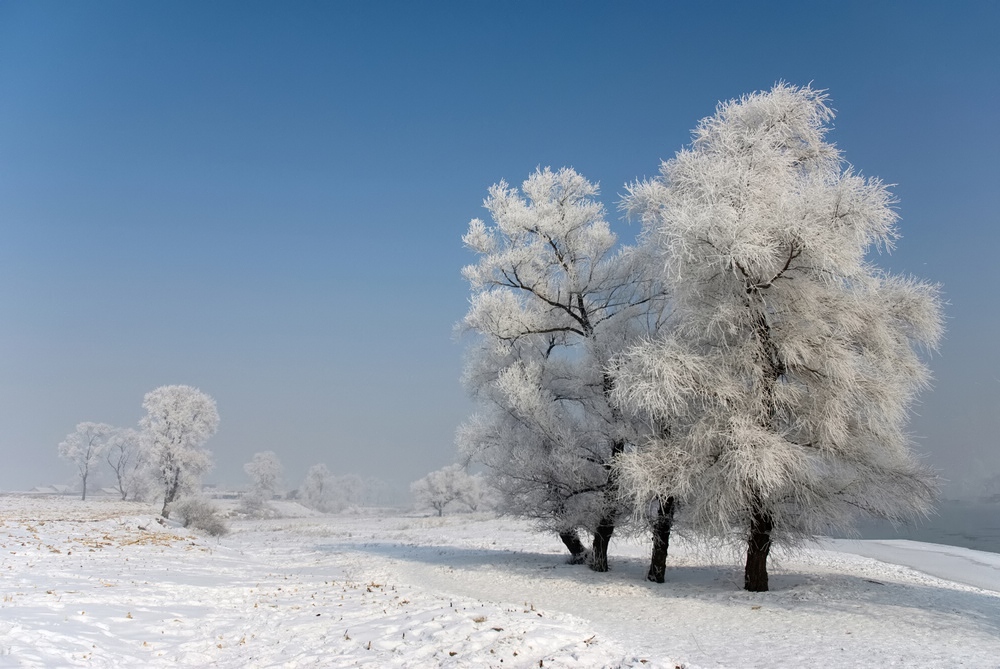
140, 385, 220, 518
459, 167, 668, 570
58, 422, 113, 500
613, 84, 943, 591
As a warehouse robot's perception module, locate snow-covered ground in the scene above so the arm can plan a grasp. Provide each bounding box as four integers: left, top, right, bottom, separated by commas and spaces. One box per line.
1, 497, 998, 668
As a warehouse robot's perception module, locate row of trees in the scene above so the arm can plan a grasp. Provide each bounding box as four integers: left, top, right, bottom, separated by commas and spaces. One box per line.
241, 458, 484, 516
59, 397, 404, 519
58, 385, 219, 517
458, 84, 943, 591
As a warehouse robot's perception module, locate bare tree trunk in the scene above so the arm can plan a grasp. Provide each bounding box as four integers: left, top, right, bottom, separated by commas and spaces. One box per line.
81, 472, 88, 501
647, 496, 675, 583
559, 529, 589, 564
744, 510, 773, 592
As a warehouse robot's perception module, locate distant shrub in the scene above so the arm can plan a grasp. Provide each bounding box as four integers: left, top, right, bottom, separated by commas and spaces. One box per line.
237, 490, 278, 519
172, 495, 229, 536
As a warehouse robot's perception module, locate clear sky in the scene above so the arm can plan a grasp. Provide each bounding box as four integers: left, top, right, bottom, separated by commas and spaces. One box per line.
1, 1, 997, 496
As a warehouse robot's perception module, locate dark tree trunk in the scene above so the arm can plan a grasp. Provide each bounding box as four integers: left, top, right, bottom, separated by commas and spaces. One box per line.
559, 529, 589, 564
744, 510, 773, 592
743, 306, 782, 593
81, 472, 88, 501
647, 497, 675, 583
161, 469, 181, 518
590, 517, 615, 572
589, 436, 625, 573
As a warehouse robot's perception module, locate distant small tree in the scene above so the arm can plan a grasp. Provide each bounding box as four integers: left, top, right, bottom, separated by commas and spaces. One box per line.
300, 463, 333, 511
411, 464, 480, 516
141, 385, 220, 518
457, 472, 490, 512
299, 465, 366, 513
105, 427, 149, 501
240, 451, 283, 517
58, 422, 113, 500
244, 451, 282, 496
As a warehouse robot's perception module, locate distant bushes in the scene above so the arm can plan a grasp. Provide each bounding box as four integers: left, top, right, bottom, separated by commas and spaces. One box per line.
236, 490, 280, 519
171, 495, 229, 536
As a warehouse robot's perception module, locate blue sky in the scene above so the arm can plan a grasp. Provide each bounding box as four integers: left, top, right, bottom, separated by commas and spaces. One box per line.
0, 1, 997, 495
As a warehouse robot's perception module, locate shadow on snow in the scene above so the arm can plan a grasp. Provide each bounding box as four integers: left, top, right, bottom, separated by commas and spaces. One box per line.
312, 538, 1000, 638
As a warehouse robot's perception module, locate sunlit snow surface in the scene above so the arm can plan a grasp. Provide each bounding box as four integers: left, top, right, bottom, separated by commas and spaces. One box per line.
1, 497, 998, 668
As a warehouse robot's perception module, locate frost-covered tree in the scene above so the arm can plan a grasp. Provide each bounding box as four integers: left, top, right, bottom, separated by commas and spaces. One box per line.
613, 84, 943, 591
58, 422, 113, 500
105, 427, 150, 501
140, 385, 220, 518
457, 471, 488, 512
244, 451, 282, 496
410, 464, 480, 516
459, 167, 668, 570
299, 464, 366, 513
240, 451, 283, 517
299, 464, 334, 511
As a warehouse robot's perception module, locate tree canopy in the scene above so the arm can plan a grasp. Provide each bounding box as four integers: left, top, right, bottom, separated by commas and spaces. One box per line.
613, 84, 943, 590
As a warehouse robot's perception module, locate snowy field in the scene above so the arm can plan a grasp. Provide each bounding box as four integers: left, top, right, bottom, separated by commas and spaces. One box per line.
1, 497, 999, 668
